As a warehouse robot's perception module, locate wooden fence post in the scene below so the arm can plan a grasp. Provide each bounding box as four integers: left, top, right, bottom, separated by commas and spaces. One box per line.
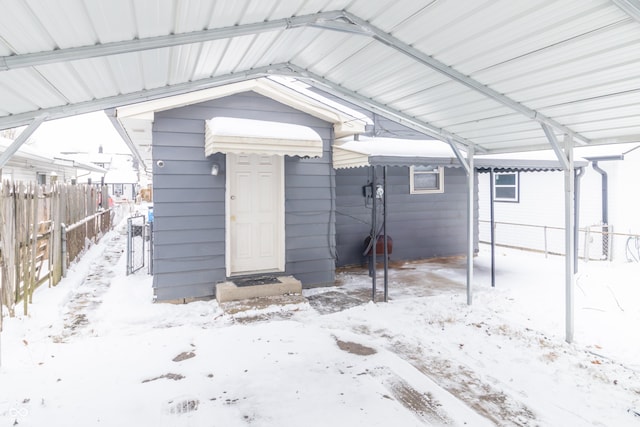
28, 184, 39, 305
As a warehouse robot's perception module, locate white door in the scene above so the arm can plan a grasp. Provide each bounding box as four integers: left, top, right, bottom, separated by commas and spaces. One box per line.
227, 153, 284, 275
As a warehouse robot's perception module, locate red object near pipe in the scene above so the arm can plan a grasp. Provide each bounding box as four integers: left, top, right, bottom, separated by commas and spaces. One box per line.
364, 235, 393, 256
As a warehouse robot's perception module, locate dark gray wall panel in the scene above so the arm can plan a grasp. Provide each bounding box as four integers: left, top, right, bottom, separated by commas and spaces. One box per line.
153, 188, 224, 203
153, 174, 222, 189
154, 131, 206, 147
152, 215, 224, 231
285, 212, 332, 225
285, 199, 330, 212
153, 118, 203, 133
335, 166, 476, 267
153, 146, 210, 161
154, 229, 225, 245
154, 242, 225, 259
285, 162, 331, 176
154, 283, 216, 301
152, 257, 226, 274
154, 267, 226, 287
153, 201, 224, 216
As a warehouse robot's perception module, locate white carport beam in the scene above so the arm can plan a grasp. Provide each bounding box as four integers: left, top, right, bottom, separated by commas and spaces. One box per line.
541, 124, 570, 170
447, 138, 470, 175
612, 0, 640, 22
0, 12, 343, 71
338, 12, 590, 145
0, 114, 47, 169
281, 64, 483, 154
105, 109, 147, 173
543, 123, 576, 343
562, 134, 576, 344
0, 64, 280, 130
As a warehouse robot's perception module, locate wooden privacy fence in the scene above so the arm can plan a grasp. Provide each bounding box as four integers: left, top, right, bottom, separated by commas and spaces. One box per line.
0, 182, 111, 324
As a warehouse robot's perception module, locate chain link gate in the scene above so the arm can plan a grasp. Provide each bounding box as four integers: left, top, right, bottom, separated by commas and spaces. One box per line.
126, 215, 146, 275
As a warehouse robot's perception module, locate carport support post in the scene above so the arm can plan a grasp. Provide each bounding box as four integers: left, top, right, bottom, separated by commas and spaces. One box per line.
544, 124, 575, 343
383, 166, 389, 302
371, 165, 377, 302
489, 168, 496, 287
466, 146, 475, 305
563, 134, 575, 343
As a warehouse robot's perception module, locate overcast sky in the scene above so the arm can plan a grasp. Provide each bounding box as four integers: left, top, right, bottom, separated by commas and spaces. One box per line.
26, 111, 131, 155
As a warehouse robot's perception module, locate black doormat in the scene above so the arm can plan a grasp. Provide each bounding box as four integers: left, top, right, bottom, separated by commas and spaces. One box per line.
233, 276, 281, 287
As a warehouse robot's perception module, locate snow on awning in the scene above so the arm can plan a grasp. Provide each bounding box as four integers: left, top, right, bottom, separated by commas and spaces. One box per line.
333, 137, 588, 171
333, 138, 460, 169
205, 117, 323, 158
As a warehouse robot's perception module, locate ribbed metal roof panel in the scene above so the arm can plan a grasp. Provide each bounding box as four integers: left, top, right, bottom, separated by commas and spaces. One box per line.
34, 63, 95, 104
0, 0, 638, 156
0, 0, 57, 54
85, 0, 137, 44
0, 68, 66, 109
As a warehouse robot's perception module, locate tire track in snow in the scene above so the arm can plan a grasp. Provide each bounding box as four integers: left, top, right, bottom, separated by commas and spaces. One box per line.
368, 366, 452, 425
349, 325, 537, 426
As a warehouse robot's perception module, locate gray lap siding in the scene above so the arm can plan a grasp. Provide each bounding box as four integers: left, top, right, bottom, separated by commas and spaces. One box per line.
334, 166, 476, 267
151, 92, 335, 301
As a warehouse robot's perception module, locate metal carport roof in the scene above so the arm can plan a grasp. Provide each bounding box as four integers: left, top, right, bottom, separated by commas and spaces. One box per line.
333, 137, 589, 170
1, 0, 639, 343
0, 0, 638, 155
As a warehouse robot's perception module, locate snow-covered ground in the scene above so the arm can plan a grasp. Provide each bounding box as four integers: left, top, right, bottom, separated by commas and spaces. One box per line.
0, 218, 638, 426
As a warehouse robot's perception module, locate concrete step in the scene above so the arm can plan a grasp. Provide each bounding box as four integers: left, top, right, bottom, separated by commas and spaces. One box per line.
215, 275, 302, 303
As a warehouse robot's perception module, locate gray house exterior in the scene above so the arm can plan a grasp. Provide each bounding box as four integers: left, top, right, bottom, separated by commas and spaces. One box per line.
335, 166, 472, 267
133, 83, 475, 301
152, 92, 339, 301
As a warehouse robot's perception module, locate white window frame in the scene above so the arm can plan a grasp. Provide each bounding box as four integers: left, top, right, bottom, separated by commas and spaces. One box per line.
493, 171, 519, 202
36, 172, 47, 185
410, 166, 444, 194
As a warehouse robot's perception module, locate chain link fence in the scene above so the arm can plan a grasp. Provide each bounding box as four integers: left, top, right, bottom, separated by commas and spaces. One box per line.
479, 220, 640, 262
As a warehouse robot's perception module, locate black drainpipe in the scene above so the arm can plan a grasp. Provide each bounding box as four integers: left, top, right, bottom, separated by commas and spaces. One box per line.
586, 154, 624, 260
591, 161, 609, 226
574, 167, 584, 273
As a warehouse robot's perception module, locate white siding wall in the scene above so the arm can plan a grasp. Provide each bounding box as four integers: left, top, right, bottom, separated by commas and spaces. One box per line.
2, 167, 37, 182
479, 157, 640, 262
607, 149, 640, 261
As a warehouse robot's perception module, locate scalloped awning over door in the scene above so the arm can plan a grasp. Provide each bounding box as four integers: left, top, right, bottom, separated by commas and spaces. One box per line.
205, 117, 323, 158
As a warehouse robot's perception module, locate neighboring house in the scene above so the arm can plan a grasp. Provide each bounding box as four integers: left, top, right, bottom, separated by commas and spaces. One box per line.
104, 168, 138, 202
114, 78, 570, 302
103, 158, 139, 202
0, 137, 106, 184
63, 150, 111, 186
477, 144, 640, 262
68, 149, 139, 202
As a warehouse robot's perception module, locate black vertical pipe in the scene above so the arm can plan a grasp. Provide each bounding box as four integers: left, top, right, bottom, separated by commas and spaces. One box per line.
591, 161, 609, 258
591, 161, 609, 225
371, 166, 377, 302
489, 169, 496, 287
383, 166, 389, 302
